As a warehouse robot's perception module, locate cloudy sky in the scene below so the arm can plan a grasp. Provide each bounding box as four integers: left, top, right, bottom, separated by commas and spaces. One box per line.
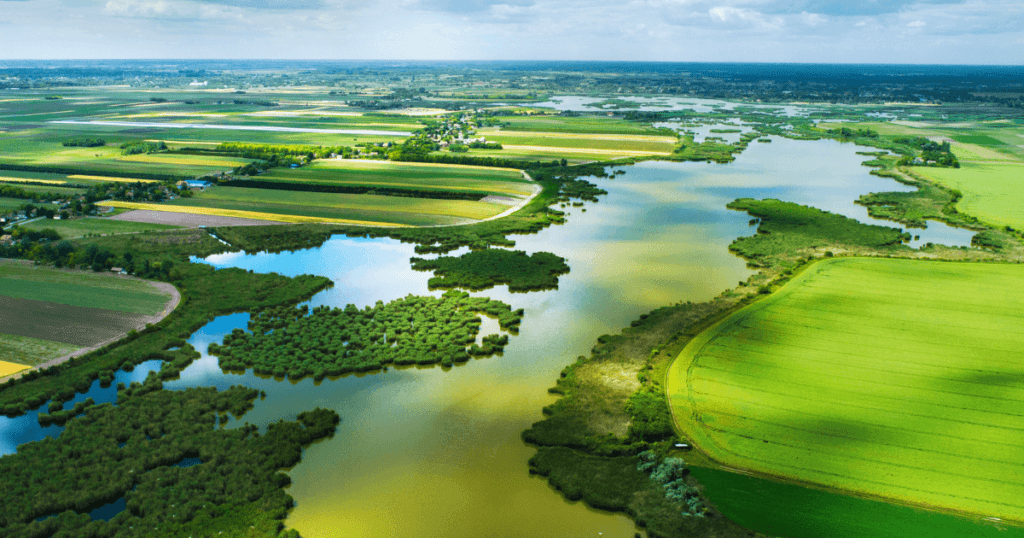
0, 0, 1021, 63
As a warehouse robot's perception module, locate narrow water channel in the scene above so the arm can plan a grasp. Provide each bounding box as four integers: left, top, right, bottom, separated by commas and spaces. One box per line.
0, 135, 996, 537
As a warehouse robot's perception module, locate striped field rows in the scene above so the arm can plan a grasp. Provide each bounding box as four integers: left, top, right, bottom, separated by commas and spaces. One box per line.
667, 257, 1024, 521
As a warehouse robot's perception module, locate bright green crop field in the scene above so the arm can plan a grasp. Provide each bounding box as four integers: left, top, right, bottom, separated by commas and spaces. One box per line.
0, 198, 26, 212
18, 217, 181, 238
258, 161, 535, 197
164, 185, 507, 225
668, 257, 1024, 522
0, 262, 171, 315
916, 161, 1024, 229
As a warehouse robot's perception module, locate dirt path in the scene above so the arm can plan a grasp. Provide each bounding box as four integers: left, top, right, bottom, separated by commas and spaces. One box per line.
1, 277, 181, 381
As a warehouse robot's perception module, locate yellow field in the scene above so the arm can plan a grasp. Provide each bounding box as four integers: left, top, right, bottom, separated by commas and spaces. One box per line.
0, 176, 66, 185
319, 159, 523, 174
99, 201, 402, 227
67, 175, 159, 184
0, 360, 30, 377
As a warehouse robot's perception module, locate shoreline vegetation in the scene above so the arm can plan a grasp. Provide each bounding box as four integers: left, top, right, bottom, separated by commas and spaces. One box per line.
1, 75, 1022, 538
519, 117, 1024, 537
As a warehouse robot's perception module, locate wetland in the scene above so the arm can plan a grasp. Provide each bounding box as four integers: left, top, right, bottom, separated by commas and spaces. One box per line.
1, 131, 998, 537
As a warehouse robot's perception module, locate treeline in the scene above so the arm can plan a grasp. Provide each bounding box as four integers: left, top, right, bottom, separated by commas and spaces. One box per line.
0, 183, 65, 203
232, 99, 278, 107
0, 233, 177, 275
411, 249, 569, 292
62, 138, 106, 148
120, 141, 167, 156
214, 142, 353, 160
222, 179, 486, 201
209, 290, 524, 380
830, 127, 879, 139
0, 385, 339, 538
390, 152, 522, 169
894, 136, 959, 167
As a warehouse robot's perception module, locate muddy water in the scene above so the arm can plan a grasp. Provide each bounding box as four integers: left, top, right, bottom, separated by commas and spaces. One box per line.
0, 135, 985, 537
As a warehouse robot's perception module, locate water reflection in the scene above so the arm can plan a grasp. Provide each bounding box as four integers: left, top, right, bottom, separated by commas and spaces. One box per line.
0, 131, 986, 537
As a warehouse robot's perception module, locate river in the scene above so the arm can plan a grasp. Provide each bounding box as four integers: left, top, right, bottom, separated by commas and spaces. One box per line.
0, 134, 998, 537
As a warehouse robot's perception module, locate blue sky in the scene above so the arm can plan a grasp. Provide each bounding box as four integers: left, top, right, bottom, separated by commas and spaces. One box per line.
0, 0, 1021, 63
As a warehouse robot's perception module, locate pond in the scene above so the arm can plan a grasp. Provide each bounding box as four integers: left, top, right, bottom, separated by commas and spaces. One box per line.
0, 133, 995, 537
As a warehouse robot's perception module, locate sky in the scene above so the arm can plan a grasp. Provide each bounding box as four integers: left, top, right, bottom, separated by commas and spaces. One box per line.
0, 0, 1021, 64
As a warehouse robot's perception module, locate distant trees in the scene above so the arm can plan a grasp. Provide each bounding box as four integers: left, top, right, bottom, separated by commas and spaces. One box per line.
62, 138, 106, 148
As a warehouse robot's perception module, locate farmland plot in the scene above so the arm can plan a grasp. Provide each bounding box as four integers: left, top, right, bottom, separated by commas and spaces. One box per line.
668, 257, 1024, 522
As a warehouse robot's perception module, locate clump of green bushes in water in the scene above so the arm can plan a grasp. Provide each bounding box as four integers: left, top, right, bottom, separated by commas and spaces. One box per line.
0, 385, 339, 537
726, 198, 910, 266
209, 290, 524, 380
411, 249, 569, 292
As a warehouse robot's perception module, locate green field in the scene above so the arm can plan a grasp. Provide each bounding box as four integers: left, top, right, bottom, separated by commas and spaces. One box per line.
18, 217, 181, 238
0, 197, 27, 212
0, 262, 170, 315
951, 134, 1005, 146
915, 161, 1024, 229
0, 333, 79, 368
490, 115, 670, 135
668, 257, 1024, 522
163, 185, 508, 225
261, 160, 535, 196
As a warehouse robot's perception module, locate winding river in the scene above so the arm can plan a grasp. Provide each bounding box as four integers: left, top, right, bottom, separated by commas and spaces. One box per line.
0, 134, 1000, 537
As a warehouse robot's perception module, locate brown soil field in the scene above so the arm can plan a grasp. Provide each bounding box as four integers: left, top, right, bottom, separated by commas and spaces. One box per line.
110, 209, 288, 227
0, 296, 147, 346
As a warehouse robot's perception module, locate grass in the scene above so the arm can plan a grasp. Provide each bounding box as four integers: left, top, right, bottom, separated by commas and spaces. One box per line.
0, 275, 168, 316
0, 262, 170, 315
259, 161, 535, 197
116, 153, 252, 168
668, 257, 1024, 522
0, 333, 79, 368
100, 200, 404, 226
915, 161, 1024, 229
163, 185, 507, 223
0, 198, 27, 212
18, 217, 181, 238
951, 134, 1005, 146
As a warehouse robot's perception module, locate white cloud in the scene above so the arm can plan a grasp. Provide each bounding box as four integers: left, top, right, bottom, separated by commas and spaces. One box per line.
104, 0, 247, 20
799, 11, 826, 26
907, 20, 926, 27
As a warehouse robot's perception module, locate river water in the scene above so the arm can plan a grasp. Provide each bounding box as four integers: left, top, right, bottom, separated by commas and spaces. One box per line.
0, 135, 997, 537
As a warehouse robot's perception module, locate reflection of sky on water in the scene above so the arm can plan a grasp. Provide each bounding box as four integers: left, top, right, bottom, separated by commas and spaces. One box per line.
0, 360, 162, 455
0, 128, 984, 537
